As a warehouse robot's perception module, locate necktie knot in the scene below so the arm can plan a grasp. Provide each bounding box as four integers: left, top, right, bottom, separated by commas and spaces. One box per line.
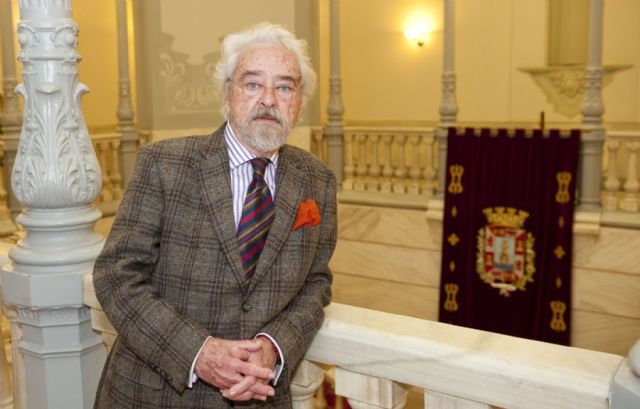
250, 158, 270, 179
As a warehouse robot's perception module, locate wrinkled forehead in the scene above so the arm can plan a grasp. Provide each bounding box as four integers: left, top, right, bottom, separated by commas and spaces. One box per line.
233, 43, 301, 82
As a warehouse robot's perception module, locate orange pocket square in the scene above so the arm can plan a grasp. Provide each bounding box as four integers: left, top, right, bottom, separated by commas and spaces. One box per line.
292, 199, 321, 231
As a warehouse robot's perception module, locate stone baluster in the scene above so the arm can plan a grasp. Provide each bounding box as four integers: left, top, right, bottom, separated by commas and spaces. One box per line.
620, 142, 639, 212
603, 139, 621, 210
290, 360, 325, 409
0, 306, 12, 409
367, 134, 381, 192
393, 135, 407, 193
0, 148, 16, 236
323, 0, 345, 186
435, 0, 459, 198
312, 128, 325, 161
381, 134, 393, 193
425, 391, 491, 408
610, 339, 640, 407
97, 141, 114, 203
354, 134, 368, 191
408, 134, 421, 194
579, 0, 605, 211
110, 140, 123, 200
0, 2, 107, 408
0, 0, 23, 219
423, 133, 437, 195
342, 132, 354, 190
2, 306, 23, 409
335, 368, 407, 409
115, 0, 138, 188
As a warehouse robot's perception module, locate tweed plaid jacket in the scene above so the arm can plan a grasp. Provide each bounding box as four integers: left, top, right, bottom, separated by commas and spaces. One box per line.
93, 125, 336, 408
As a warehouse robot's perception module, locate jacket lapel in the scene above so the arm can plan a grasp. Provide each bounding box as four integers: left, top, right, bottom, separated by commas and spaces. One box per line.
196, 127, 246, 285
247, 145, 305, 292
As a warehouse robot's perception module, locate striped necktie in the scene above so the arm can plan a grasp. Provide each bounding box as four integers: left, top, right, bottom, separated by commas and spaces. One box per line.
237, 158, 275, 279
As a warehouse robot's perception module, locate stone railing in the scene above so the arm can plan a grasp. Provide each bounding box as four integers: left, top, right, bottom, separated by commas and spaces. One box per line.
91, 132, 124, 217
312, 126, 438, 209
81, 274, 639, 409
603, 130, 640, 214
313, 125, 640, 217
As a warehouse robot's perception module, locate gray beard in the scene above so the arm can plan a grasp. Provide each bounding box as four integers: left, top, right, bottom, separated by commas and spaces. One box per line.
239, 123, 289, 154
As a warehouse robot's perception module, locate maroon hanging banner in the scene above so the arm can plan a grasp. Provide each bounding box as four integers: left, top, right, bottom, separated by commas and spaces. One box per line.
438, 127, 580, 345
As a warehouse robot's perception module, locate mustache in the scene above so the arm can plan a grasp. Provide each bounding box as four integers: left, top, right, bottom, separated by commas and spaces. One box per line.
250, 108, 283, 125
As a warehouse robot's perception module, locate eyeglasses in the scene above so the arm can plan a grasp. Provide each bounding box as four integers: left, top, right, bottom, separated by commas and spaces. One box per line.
232, 81, 299, 102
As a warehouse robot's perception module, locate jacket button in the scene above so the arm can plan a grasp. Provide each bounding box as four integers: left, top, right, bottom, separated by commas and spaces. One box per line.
242, 303, 251, 312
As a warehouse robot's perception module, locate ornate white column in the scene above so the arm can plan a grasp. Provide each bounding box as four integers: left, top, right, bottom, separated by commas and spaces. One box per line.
323, 0, 345, 187
435, 0, 458, 199
0, 0, 23, 218
0, 1, 107, 408
579, 0, 605, 211
115, 0, 138, 188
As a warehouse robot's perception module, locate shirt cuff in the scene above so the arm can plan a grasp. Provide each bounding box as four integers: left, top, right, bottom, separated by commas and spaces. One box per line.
255, 332, 284, 385
187, 336, 212, 388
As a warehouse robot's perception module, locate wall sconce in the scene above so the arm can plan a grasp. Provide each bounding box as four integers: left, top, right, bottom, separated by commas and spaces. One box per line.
404, 23, 429, 47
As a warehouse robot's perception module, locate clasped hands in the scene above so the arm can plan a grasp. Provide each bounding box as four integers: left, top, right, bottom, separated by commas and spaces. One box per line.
195, 336, 278, 401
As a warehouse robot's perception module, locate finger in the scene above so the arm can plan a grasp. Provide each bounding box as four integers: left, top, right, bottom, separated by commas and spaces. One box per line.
248, 381, 275, 397
228, 375, 257, 397
228, 375, 274, 398
234, 359, 275, 380
226, 390, 260, 402
229, 346, 251, 361
234, 339, 263, 352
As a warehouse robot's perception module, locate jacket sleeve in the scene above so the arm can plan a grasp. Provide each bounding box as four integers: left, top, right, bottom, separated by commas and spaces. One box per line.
93, 145, 209, 393
259, 167, 337, 384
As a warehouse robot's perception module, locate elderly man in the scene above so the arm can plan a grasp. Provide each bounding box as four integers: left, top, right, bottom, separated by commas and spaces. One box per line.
93, 22, 336, 408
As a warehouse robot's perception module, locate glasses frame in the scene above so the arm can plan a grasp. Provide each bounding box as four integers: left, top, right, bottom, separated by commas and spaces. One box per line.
231, 80, 300, 102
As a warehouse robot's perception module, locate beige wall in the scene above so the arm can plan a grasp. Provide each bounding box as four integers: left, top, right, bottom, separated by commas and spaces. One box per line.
325, 0, 640, 127
73, 0, 119, 131
331, 203, 640, 356
4, 1, 640, 131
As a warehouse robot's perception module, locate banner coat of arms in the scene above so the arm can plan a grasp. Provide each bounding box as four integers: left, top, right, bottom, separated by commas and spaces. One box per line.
438, 127, 580, 345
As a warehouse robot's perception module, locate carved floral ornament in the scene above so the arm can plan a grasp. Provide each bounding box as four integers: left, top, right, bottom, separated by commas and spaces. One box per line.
519, 64, 631, 117
12, 0, 101, 208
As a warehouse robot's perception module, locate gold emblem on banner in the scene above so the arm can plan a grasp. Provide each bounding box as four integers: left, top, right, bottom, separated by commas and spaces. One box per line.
449, 261, 456, 272
476, 207, 536, 296
558, 216, 565, 228
550, 300, 567, 332
444, 283, 459, 312
555, 172, 572, 204
554, 245, 566, 260
448, 165, 464, 194
448, 233, 460, 246
451, 206, 458, 218
555, 277, 562, 288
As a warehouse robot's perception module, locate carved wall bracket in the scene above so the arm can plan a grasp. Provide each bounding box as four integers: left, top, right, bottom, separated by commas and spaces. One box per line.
519, 64, 631, 118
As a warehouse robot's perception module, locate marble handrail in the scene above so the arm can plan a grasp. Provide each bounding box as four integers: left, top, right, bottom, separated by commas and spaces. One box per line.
308, 303, 634, 409
81, 273, 638, 409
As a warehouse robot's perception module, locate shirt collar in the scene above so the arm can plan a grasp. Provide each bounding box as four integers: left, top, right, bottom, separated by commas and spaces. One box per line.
225, 122, 279, 170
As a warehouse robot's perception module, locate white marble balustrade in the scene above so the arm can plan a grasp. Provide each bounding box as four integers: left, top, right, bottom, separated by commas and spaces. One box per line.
603, 130, 640, 214
92, 132, 124, 217
82, 273, 639, 409
342, 127, 437, 196
312, 125, 640, 220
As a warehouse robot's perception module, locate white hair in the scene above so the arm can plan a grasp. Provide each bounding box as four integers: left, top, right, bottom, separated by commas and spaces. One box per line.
215, 22, 317, 116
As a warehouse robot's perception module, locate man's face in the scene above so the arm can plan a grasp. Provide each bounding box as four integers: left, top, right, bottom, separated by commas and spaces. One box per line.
225, 43, 303, 155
